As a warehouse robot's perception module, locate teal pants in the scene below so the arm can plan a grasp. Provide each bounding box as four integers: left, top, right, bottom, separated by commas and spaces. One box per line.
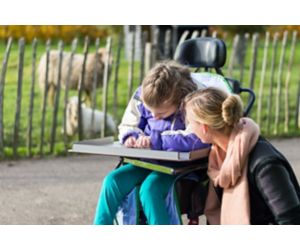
93, 163, 176, 225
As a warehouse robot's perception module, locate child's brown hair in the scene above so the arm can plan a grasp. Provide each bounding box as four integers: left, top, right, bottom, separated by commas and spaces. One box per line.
141, 61, 197, 108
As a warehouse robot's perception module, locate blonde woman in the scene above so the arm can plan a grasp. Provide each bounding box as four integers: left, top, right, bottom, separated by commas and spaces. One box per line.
185, 87, 300, 224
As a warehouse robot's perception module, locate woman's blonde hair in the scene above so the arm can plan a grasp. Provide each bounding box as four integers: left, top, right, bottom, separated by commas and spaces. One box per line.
141, 60, 197, 107
185, 87, 244, 130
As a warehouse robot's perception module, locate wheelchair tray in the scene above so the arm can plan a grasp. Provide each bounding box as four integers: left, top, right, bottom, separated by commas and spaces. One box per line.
69, 137, 210, 162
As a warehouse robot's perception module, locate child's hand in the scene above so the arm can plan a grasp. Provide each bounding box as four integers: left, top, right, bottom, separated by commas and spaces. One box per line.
124, 136, 136, 148
135, 135, 151, 148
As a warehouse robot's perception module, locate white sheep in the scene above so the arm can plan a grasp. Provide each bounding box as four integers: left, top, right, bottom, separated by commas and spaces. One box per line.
65, 96, 116, 138
38, 47, 112, 106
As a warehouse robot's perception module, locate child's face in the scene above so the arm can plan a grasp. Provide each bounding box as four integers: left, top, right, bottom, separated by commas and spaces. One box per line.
144, 102, 178, 120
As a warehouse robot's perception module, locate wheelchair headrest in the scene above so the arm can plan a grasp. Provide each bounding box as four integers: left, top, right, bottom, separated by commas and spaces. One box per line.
175, 37, 227, 68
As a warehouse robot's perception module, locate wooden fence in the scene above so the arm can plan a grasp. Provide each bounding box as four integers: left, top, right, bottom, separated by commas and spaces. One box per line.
0, 28, 300, 159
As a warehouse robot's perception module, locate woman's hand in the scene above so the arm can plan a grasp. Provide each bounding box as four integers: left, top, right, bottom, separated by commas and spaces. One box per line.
135, 135, 151, 148
124, 136, 137, 148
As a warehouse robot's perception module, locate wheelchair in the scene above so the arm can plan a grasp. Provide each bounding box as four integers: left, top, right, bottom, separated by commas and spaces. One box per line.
114, 37, 256, 225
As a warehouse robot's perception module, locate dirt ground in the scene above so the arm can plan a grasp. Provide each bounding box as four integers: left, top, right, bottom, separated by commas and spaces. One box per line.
0, 137, 300, 225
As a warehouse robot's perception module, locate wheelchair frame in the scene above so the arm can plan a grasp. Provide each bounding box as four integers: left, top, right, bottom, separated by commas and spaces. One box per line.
113, 37, 256, 225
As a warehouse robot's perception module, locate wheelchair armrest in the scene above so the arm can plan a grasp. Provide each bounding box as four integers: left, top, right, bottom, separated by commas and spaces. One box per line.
240, 87, 256, 116
225, 77, 256, 117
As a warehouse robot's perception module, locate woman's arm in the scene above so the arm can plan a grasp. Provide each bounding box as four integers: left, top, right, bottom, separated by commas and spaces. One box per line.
255, 163, 300, 224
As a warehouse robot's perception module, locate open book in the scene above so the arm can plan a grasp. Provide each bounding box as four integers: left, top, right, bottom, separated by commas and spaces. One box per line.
122, 157, 208, 175
69, 136, 210, 162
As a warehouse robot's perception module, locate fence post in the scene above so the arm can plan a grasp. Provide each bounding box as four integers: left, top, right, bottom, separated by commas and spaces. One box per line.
13, 38, 25, 158
239, 33, 250, 83
39, 39, 51, 156
101, 37, 112, 138
248, 33, 260, 91
151, 26, 160, 63
113, 33, 123, 123
27, 38, 38, 157
296, 76, 300, 129
139, 31, 147, 84
284, 30, 298, 133
274, 31, 288, 135
0, 37, 12, 158
212, 31, 218, 38
164, 29, 172, 59
227, 34, 240, 78
127, 31, 135, 103
257, 32, 270, 127
144, 42, 152, 75
50, 40, 64, 154
173, 30, 189, 60
63, 38, 78, 152
172, 26, 178, 57
78, 36, 89, 141
201, 29, 207, 37
91, 37, 100, 137
267, 32, 279, 135
191, 30, 199, 39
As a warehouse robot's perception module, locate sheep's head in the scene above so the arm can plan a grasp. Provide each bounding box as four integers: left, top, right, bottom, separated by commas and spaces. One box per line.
65, 96, 86, 136
97, 47, 113, 67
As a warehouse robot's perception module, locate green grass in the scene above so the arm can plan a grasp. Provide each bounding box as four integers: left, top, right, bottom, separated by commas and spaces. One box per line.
224, 38, 300, 137
1, 35, 300, 159
0, 38, 142, 159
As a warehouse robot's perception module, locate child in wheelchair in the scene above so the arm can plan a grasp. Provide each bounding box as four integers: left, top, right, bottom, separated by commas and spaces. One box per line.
93, 59, 233, 225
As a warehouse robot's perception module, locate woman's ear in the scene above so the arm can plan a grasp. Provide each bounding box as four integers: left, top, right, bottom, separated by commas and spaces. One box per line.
201, 124, 209, 135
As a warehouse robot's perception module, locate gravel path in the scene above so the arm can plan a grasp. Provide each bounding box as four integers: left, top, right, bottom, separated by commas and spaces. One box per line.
0, 137, 299, 224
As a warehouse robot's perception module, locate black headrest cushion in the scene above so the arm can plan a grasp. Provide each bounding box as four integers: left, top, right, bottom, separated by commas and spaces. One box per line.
175, 37, 226, 68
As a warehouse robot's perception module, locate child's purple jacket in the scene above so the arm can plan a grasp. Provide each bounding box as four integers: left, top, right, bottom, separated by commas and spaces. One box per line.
118, 72, 232, 152
119, 86, 209, 151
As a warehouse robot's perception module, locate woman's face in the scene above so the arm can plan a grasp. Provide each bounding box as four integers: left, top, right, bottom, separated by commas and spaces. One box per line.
186, 108, 212, 144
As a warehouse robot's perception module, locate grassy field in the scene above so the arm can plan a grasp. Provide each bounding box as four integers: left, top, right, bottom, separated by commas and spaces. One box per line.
1, 34, 300, 159
224, 37, 300, 138
0, 38, 142, 158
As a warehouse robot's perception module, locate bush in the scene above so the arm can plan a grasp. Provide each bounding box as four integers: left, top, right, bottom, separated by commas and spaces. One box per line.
211, 25, 267, 35
0, 25, 120, 42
